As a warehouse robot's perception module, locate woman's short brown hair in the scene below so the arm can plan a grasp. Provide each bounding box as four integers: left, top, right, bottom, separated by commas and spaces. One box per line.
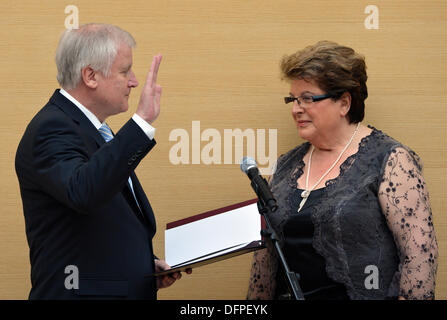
280, 41, 368, 123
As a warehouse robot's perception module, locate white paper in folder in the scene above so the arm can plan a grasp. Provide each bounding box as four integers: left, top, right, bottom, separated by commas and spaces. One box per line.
164, 199, 263, 268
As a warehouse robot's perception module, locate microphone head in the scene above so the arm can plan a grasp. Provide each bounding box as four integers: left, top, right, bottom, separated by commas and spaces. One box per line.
240, 156, 258, 174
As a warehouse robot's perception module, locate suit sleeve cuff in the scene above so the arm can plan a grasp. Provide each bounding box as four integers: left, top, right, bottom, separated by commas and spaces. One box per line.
132, 114, 156, 140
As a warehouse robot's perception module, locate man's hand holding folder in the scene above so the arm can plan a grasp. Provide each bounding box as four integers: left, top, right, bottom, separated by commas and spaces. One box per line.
155, 259, 193, 288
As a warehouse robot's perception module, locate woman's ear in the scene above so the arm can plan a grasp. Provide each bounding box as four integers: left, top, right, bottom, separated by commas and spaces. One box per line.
339, 92, 352, 118
81, 65, 98, 89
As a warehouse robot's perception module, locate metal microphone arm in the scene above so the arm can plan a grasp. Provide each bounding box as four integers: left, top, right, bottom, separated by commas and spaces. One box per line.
256, 198, 304, 300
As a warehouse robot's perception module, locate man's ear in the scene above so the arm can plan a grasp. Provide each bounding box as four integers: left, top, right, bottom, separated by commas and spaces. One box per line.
81, 66, 98, 89
339, 92, 352, 118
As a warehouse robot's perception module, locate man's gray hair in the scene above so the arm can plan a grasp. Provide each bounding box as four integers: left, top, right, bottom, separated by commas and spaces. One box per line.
55, 23, 136, 90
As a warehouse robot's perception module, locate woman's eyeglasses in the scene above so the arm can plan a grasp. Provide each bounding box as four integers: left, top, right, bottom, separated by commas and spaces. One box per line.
284, 92, 343, 106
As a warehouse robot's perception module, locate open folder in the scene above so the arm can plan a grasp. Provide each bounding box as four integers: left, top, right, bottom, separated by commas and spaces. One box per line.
153, 198, 265, 276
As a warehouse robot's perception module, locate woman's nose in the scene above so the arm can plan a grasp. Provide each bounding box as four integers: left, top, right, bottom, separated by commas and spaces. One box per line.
292, 99, 304, 114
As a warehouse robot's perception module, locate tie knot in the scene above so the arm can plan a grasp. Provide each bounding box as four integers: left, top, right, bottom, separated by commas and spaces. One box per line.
99, 123, 114, 142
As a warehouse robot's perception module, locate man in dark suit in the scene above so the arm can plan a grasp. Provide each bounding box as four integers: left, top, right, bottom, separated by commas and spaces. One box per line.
15, 23, 186, 299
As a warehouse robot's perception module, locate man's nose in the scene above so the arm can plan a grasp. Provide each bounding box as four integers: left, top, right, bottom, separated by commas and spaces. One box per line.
128, 70, 139, 88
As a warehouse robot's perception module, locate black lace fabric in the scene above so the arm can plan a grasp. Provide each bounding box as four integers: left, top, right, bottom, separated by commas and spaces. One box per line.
246, 127, 438, 300
246, 241, 278, 299
379, 148, 438, 299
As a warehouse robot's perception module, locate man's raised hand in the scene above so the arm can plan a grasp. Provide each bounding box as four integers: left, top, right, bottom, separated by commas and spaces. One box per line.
136, 54, 163, 124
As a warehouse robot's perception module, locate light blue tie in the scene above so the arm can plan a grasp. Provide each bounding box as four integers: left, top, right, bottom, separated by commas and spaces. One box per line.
98, 123, 142, 213
98, 123, 114, 143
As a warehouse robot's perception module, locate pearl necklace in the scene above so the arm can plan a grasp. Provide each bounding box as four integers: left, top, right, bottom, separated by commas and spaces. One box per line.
298, 123, 360, 212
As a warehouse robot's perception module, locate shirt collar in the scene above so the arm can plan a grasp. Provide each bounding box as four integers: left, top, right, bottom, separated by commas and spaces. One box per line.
59, 88, 104, 130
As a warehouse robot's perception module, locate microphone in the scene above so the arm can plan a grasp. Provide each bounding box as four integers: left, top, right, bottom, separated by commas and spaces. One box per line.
240, 157, 278, 212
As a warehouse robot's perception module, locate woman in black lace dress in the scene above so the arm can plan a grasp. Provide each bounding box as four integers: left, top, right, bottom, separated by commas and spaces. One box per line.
246, 41, 438, 300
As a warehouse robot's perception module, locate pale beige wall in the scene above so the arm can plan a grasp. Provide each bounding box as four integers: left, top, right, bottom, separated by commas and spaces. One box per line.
0, 0, 445, 299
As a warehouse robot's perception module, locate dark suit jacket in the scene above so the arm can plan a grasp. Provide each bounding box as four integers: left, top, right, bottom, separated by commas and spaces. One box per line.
15, 90, 158, 299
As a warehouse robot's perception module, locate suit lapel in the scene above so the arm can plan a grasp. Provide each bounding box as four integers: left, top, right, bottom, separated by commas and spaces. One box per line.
49, 89, 153, 228
49, 89, 105, 148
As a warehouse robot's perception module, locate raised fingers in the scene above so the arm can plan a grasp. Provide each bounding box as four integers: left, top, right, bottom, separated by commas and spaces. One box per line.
148, 54, 162, 88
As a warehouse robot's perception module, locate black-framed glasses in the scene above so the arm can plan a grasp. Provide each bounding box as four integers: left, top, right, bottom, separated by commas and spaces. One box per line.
284, 92, 342, 106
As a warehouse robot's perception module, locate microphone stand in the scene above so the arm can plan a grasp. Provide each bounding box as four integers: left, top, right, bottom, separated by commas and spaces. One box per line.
252, 180, 305, 300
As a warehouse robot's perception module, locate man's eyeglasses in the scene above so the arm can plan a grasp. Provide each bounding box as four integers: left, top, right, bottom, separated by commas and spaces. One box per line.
284, 92, 343, 106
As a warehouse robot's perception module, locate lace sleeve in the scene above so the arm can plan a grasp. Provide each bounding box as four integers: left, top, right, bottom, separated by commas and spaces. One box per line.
378, 147, 438, 299
246, 242, 278, 300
